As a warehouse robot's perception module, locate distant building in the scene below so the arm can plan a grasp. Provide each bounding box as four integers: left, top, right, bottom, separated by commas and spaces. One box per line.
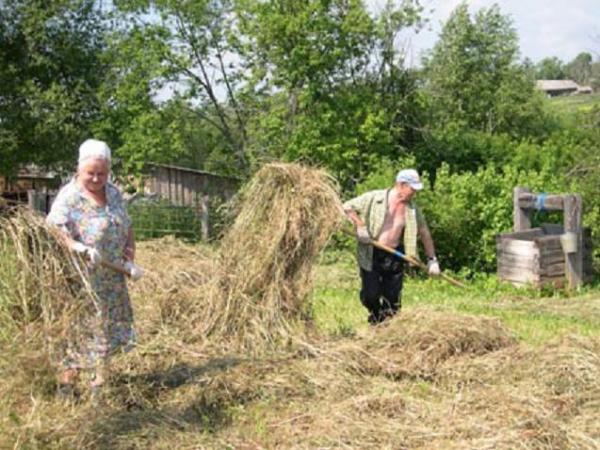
0, 164, 60, 193
143, 163, 239, 206
577, 85, 593, 95
536, 80, 580, 97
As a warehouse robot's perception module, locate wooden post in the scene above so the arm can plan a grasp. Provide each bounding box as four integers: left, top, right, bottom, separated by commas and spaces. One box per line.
563, 194, 583, 290
513, 187, 532, 232
200, 194, 210, 241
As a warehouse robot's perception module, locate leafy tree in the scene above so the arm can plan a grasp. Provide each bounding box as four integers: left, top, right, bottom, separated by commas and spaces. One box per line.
565, 52, 593, 85
535, 56, 566, 80
236, 0, 425, 188
0, 0, 106, 176
112, 0, 250, 172
421, 2, 547, 171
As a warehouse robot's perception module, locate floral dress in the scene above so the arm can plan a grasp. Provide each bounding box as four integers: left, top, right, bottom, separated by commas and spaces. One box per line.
47, 179, 135, 369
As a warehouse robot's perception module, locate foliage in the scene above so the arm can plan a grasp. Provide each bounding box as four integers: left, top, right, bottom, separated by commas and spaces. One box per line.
565, 52, 592, 85
0, 0, 106, 176
422, 2, 547, 146
535, 56, 566, 80
394, 163, 564, 273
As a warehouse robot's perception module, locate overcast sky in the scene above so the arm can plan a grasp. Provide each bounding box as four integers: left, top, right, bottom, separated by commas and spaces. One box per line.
369, 0, 600, 66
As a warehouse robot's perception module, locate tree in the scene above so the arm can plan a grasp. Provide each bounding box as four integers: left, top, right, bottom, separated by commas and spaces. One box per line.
235, 0, 425, 188
0, 0, 106, 176
534, 56, 566, 80
112, 0, 251, 173
422, 2, 546, 147
565, 52, 592, 85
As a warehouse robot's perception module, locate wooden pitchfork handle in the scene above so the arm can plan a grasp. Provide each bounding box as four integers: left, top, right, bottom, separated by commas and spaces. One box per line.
342, 228, 467, 289
100, 259, 133, 277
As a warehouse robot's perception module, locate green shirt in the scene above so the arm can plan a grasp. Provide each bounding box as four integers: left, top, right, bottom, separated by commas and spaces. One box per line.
343, 189, 426, 271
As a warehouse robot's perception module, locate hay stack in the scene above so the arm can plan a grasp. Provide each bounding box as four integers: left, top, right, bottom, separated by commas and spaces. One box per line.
197, 163, 344, 351
336, 308, 516, 380
0, 209, 94, 350
0, 209, 99, 407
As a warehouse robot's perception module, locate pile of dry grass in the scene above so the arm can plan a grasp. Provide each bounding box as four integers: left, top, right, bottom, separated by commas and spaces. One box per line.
0, 209, 101, 421
334, 307, 516, 380
191, 162, 344, 352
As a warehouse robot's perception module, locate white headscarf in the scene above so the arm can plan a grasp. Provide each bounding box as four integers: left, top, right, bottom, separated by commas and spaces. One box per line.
78, 139, 111, 169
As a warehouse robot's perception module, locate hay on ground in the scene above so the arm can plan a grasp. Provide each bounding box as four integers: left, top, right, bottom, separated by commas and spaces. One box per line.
335, 308, 517, 380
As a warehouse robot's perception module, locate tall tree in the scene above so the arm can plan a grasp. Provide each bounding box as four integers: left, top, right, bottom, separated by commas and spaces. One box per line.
0, 0, 106, 176
423, 2, 544, 137
535, 56, 566, 80
236, 0, 424, 187
565, 52, 592, 85
113, 0, 250, 172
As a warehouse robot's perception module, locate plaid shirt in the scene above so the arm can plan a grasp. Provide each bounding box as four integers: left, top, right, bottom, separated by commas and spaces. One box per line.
343, 189, 426, 271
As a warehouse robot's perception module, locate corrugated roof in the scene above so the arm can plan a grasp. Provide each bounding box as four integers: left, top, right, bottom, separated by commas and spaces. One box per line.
536, 80, 579, 91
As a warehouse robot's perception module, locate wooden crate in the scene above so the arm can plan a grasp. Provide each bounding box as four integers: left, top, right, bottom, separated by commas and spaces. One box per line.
497, 225, 593, 288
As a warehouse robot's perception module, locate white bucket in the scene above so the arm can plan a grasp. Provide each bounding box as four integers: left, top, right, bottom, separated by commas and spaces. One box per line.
560, 232, 578, 254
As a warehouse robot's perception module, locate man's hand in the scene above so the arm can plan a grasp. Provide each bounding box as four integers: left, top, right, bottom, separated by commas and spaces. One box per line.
356, 225, 371, 244
124, 261, 144, 281
427, 257, 441, 276
71, 242, 102, 267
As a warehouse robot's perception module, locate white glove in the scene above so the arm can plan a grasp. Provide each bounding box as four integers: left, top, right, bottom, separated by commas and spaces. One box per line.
427, 258, 441, 276
124, 261, 144, 281
71, 242, 102, 267
356, 226, 371, 244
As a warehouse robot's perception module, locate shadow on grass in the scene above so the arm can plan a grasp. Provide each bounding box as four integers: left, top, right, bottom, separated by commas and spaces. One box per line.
85, 356, 244, 449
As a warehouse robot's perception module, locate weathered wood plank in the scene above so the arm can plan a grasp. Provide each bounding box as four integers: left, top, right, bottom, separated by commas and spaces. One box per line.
518, 193, 565, 211
539, 262, 565, 277
498, 228, 544, 241
541, 223, 564, 235
514, 187, 532, 231
498, 267, 539, 283
564, 194, 583, 290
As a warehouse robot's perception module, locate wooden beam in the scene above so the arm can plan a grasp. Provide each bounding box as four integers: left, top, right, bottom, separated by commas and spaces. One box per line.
563, 194, 583, 290
514, 187, 532, 231
518, 193, 565, 211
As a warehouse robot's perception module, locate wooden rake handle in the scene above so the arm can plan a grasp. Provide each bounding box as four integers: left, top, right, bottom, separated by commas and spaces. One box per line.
342, 228, 467, 289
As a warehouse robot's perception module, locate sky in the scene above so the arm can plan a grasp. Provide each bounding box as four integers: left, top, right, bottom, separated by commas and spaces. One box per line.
368, 0, 600, 67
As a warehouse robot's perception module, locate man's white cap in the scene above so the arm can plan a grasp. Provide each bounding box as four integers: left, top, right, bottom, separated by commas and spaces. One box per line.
396, 168, 423, 191
78, 139, 111, 167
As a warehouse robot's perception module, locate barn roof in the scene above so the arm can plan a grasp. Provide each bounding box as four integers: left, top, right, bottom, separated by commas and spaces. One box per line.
536, 80, 579, 91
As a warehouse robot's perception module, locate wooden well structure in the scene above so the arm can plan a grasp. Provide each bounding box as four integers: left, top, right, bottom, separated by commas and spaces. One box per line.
497, 187, 593, 289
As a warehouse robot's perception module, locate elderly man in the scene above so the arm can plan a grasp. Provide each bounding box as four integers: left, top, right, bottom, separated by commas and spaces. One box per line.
343, 169, 440, 324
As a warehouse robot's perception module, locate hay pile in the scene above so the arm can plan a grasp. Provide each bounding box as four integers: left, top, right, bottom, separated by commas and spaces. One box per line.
0, 209, 101, 418
335, 308, 517, 380
192, 162, 344, 351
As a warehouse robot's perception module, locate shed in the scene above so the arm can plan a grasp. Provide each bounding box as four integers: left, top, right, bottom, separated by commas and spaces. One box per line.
143, 163, 239, 206
142, 163, 240, 240
536, 80, 579, 97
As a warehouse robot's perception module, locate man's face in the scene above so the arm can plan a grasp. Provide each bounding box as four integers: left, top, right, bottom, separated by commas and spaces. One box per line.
78, 159, 109, 193
396, 182, 417, 202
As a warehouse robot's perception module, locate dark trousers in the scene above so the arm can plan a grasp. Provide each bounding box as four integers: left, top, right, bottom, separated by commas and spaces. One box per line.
359, 247, 405, 324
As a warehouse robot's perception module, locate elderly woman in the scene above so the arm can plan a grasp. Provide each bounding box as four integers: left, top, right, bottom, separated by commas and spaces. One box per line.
47, 138, 143, 400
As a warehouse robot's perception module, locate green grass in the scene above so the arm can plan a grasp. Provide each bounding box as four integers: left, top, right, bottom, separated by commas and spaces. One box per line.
546, 92, 600, 116
311, 251, 600, 345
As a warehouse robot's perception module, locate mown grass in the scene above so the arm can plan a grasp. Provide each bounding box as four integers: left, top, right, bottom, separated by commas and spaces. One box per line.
312, 250, 600, 345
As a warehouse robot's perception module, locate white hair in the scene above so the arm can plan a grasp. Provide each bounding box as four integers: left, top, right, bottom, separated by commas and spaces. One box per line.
78, 139, 112, 169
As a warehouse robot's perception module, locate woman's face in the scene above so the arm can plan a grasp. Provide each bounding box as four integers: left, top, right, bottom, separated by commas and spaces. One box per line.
78, 158, 110, 193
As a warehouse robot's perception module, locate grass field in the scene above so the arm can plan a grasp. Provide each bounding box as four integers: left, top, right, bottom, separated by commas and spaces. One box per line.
3, 241, 600, 449
312, 254, 600, 345
546, 92, 600, 116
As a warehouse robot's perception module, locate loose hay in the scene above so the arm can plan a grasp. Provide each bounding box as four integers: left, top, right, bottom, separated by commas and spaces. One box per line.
334, 307, 517, 380
195, 162, 344, 352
